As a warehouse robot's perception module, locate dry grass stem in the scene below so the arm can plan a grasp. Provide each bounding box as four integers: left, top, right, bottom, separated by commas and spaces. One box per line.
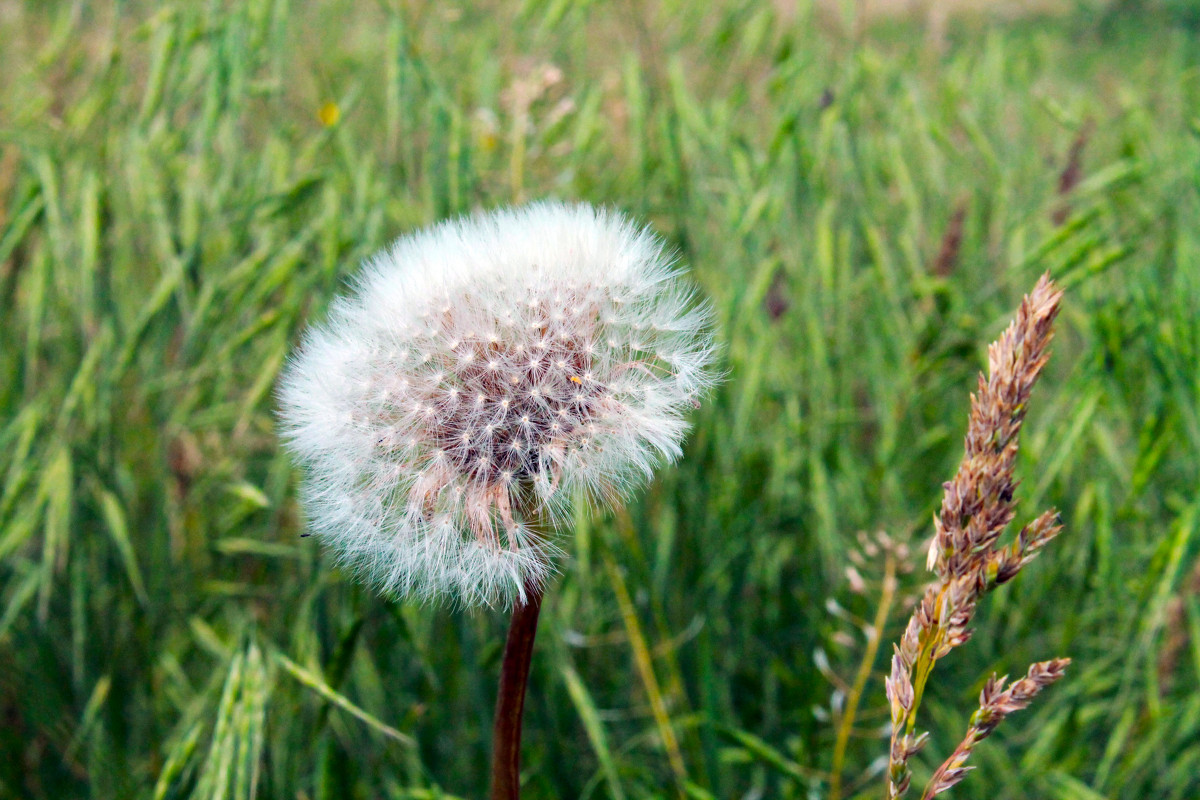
829, 532, 908, 800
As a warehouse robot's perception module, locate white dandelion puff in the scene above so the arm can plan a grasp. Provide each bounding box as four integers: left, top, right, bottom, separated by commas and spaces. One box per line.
278, 201, 717, 607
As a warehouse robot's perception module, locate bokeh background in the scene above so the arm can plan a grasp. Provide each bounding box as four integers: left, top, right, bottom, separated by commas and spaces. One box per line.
1, 1, 1198, 798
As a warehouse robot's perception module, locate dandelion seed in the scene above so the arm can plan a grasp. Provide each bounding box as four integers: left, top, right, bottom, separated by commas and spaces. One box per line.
278, 201, 717, 607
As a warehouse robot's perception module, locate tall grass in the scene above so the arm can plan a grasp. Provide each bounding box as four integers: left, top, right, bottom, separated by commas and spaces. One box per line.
1, 2, 1198, 798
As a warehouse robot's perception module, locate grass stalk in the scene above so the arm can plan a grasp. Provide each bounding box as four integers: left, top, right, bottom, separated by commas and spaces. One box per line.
604, 549, 689, 797
829, 551, 897, 800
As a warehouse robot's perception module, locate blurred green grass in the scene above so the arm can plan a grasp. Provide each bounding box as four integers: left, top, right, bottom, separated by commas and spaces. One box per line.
1, 1, 1198, 798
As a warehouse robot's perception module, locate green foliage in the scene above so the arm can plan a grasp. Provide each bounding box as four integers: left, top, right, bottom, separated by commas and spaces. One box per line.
1, 1, 1198, 798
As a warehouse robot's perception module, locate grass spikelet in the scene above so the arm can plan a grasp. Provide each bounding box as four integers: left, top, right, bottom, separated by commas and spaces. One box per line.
885, 274, 1069, 800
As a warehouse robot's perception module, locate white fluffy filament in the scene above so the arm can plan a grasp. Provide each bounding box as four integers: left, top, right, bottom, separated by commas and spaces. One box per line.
278, 201, 717, 607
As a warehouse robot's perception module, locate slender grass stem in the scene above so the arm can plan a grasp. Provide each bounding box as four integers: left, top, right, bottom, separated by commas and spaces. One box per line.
905, 594, 946, 738
604, 549, 689, 797
830, 553, 897, 800
490, 583, 545, 800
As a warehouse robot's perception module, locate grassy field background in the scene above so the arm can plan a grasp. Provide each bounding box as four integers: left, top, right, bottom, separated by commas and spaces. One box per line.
2, 1, 1199, 798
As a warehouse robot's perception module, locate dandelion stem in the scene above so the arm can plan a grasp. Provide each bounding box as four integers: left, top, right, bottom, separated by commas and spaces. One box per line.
490, 582, 544, 800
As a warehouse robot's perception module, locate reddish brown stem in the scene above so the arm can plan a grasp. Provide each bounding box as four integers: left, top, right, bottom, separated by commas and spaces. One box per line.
490, 584, 544, 800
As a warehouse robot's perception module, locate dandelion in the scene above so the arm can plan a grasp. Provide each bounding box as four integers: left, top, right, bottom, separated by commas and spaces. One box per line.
279, 199, 714, 605
278, 200, 716, 798
317, 101, 340, 127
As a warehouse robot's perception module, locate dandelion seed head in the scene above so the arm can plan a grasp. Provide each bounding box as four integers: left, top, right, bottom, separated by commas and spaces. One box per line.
278, 201, 717, 607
